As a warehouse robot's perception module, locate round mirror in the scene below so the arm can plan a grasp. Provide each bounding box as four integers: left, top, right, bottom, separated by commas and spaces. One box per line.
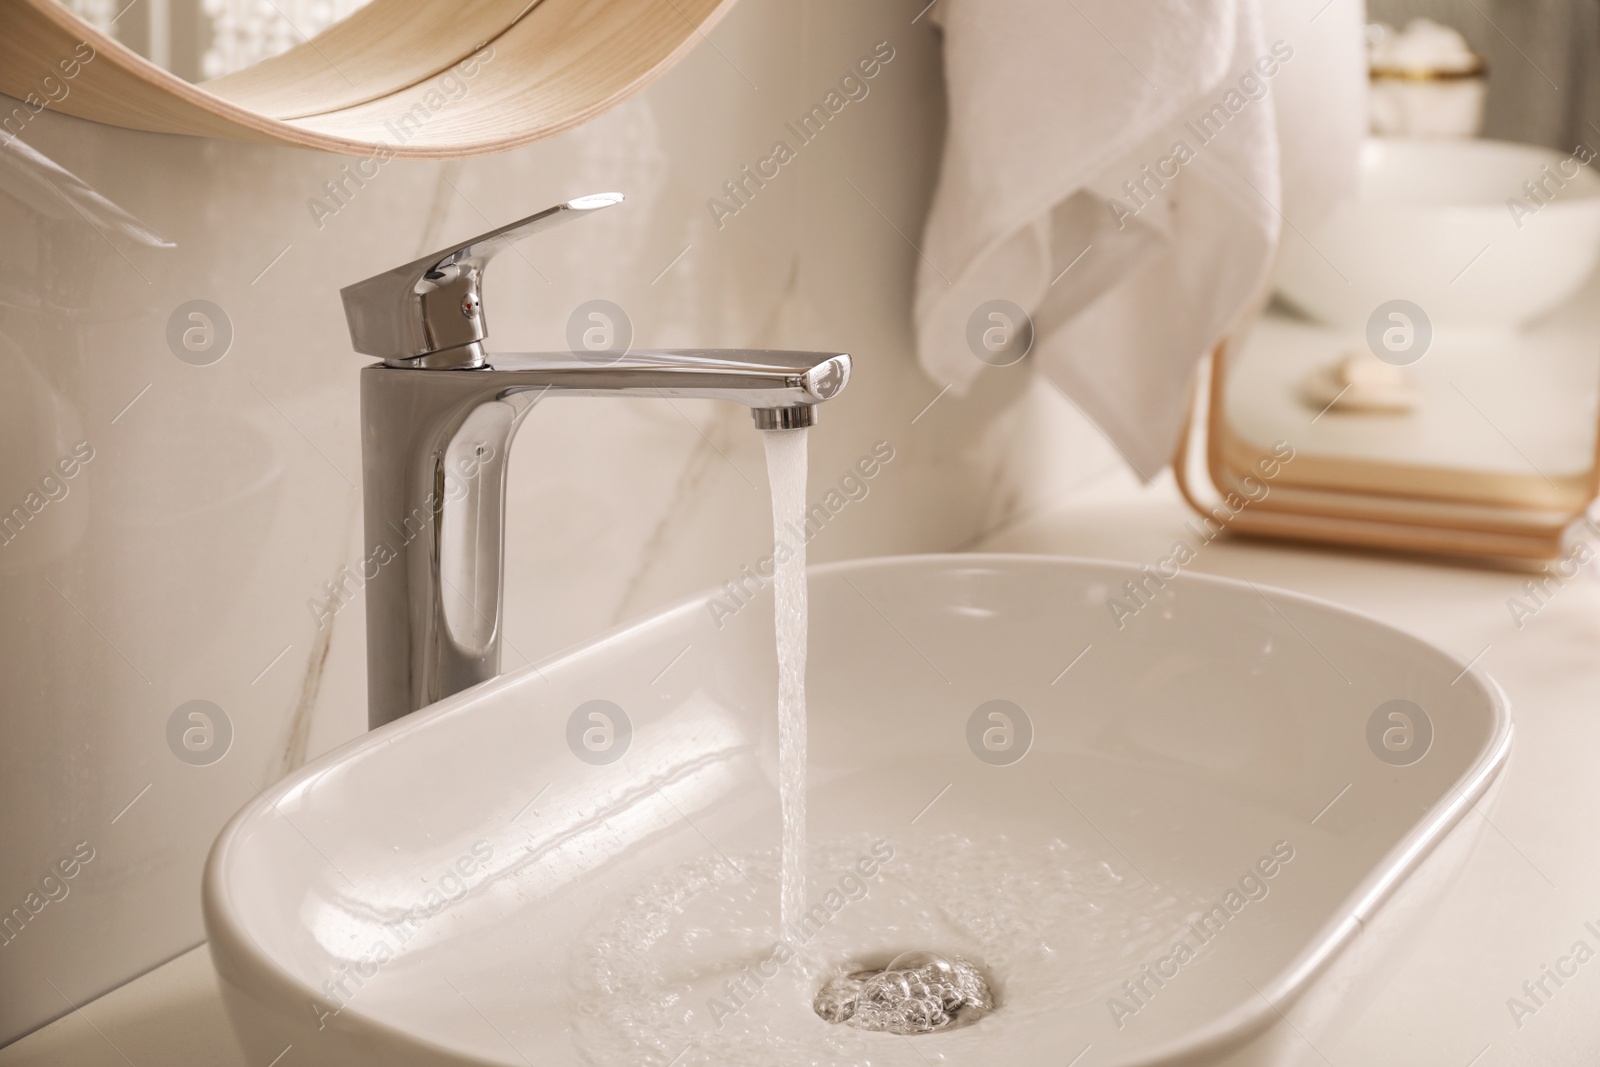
2, 0, 736, 156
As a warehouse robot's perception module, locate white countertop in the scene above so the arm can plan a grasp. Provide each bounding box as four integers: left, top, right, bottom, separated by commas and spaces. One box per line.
6, 477, 1598, 1066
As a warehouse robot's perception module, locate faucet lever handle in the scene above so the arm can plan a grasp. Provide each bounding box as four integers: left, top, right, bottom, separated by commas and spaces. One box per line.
339, 192, 626, 368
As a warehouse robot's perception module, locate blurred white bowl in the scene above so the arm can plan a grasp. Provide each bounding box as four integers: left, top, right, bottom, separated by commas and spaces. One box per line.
1274, 138, 1600, 331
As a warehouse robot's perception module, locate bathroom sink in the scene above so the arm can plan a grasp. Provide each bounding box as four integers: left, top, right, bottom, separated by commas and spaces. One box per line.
204, 555, 1509, 1066
1274, 137, 1600, 331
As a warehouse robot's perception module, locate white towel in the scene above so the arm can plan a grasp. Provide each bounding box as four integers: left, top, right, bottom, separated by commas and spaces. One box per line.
915, 0, 1367, 478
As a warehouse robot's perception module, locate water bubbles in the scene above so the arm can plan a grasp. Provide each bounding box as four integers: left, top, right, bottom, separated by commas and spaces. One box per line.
813, 952, 992, 1034
569, 834, 1193, 1065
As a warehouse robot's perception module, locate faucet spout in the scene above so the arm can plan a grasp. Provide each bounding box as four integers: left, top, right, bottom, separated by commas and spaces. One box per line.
358, 348, 851, 728
470, 348, 849, 411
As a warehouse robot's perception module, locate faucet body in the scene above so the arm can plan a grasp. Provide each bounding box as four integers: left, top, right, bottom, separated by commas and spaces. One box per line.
343, 195, 850, 728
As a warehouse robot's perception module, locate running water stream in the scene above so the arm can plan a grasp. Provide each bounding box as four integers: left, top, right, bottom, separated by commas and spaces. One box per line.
762, 426, 809, 933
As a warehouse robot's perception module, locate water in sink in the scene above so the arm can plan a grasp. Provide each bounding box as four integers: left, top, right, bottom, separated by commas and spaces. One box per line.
567, 831, 1206, 1066
762, 426, 810, 933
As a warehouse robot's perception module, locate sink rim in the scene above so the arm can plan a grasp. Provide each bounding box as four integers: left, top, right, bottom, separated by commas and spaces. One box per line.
203, 552, 1513, 1066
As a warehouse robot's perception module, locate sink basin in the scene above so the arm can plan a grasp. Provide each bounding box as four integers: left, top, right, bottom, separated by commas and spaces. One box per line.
1274, 137, 1600, 332
204, 555, 1510, 1066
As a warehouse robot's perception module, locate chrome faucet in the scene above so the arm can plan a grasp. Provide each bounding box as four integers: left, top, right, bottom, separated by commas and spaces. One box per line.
341, 193, 851, 728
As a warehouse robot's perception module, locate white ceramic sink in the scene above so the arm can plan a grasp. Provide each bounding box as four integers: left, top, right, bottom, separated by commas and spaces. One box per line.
204, 555, 1510, 1066
1274, 137, 1600, 331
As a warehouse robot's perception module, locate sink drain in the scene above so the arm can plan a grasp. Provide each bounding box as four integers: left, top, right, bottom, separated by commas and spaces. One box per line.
813, 951, 992, 1034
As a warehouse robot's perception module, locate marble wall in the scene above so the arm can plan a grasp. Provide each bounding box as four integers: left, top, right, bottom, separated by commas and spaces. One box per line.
0, 0, 1112, 1045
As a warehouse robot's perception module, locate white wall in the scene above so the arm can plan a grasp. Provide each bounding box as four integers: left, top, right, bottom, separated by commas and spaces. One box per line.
0, 0, 1111, 1044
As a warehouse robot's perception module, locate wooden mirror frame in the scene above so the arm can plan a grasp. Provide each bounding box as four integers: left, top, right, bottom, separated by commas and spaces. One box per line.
0, 0, 736, 157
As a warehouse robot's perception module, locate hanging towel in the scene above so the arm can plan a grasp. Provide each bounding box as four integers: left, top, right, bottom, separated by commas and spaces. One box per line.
914, 0, 1367, 478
